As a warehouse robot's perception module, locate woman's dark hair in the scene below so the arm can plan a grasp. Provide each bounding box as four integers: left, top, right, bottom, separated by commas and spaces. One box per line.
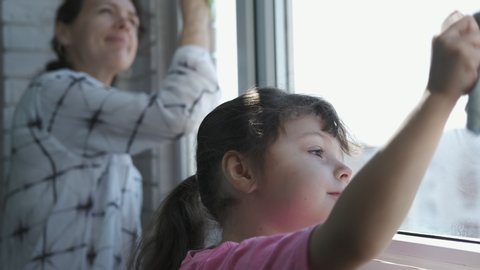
130, 87, 353, 270
45, 0, 145, 71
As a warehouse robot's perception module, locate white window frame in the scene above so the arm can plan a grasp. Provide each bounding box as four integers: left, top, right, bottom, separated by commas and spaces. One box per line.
363, 233, 480, 269
237, 0, 480, 268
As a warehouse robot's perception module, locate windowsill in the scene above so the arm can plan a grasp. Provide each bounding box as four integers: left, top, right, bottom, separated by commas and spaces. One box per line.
359, 232, 480, 270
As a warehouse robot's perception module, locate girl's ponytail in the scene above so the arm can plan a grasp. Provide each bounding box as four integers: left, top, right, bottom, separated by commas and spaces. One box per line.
130, 175, 208, 270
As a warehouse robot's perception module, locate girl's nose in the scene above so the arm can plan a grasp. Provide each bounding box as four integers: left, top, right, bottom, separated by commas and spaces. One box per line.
335, 163, 352, 183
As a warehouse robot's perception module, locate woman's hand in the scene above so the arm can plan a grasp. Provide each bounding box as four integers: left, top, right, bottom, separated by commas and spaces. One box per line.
427, 15, 480, 101
179, 0, 211, 49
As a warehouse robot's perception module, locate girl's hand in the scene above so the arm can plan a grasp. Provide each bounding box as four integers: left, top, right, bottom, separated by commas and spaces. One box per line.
441, 11, 464, 32
427, 15, 480, 100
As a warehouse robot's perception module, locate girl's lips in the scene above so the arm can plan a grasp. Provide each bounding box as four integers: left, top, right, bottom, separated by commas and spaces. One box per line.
327, 192, 342, 199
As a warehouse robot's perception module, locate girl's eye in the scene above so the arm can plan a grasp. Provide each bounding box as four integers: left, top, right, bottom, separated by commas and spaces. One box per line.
308, 149, 325, 158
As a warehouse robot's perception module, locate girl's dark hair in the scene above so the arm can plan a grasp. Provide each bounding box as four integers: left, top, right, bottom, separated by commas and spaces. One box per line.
130, 87, 353, 270
45, 0, 145, 71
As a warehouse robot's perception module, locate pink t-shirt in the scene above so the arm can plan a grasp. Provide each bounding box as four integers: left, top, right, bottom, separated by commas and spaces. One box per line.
180, 227, 315, 270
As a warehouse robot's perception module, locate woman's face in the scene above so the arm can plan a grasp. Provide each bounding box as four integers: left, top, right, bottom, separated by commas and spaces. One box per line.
58, 0, 140, 84
253, 114, 352, 233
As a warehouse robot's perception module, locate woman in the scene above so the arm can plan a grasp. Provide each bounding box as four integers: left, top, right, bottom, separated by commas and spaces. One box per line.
0, 0, 219, 269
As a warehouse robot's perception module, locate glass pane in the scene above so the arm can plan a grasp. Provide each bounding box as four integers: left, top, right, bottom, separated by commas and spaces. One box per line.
214, 0, 238, 102
291, 0, 480, 239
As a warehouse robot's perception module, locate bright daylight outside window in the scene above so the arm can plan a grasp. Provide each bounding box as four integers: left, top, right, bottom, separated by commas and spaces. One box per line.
292, 1, 480, 240
213, 1, 238, 102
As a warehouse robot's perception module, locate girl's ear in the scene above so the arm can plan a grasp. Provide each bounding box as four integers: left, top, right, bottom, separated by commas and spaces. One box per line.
55, 21, 72, 47
222, 151, 258, 194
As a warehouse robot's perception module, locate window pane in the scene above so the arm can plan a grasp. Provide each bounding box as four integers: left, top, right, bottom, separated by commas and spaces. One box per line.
291, 0, 480, 239
214, 1, 238, 102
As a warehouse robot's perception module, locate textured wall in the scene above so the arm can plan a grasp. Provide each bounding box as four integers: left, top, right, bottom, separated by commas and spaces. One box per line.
2, 0, 61, 180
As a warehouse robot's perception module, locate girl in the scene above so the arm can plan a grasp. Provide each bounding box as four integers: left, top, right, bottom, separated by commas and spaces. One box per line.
132, 14, 480, 269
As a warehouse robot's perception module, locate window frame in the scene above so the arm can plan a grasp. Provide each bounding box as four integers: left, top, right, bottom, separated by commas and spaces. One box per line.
237, 0, 480, 267
362, 233, 480, 269
236, 0, 293, 92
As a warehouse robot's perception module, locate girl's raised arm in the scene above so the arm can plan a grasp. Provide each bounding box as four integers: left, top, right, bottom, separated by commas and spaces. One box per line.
309, 15, 480, 269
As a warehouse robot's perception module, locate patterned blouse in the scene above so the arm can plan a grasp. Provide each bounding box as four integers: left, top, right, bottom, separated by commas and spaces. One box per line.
0, 45, 220, 270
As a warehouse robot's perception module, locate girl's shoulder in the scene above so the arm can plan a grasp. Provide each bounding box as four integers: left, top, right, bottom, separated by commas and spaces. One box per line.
181, 227, 315, 270
181, 242, 237, 270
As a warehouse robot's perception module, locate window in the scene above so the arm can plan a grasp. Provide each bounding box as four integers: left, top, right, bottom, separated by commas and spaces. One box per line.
214, 0, 239, 102
360, 232, 480, 269
291, 0, 480, 240
292, 0, 480, 146
233, 1, 479, 267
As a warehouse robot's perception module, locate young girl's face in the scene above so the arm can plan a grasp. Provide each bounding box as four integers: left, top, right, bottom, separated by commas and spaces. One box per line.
253, 114, 352, 233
